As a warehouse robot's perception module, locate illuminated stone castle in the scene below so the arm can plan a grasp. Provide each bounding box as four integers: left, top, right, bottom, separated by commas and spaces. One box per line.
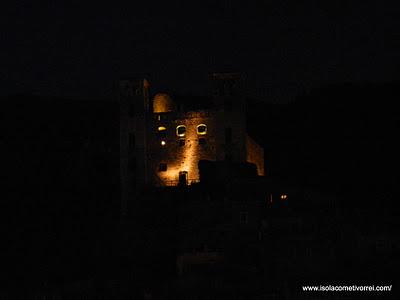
118, 73, 264, 212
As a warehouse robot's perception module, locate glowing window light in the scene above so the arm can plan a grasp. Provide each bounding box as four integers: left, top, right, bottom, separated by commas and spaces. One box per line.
158, 126, 166, 132
161, 140, 166, 146
280, 194, 288, 200
197, 124, 207, 135
176, 125, 186, 137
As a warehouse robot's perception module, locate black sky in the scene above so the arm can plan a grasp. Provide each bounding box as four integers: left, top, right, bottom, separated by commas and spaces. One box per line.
1, 1, 399, 102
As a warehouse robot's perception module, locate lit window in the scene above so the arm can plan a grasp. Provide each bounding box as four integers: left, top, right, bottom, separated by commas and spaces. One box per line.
197, 124, 207, 135
158, 126, 167, 138
159, 163, 167, 171
176, 125, 186, 137
280, 194, 288, 200
161, 140, 166, 146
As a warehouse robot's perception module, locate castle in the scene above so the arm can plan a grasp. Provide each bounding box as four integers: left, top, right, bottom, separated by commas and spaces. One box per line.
118, 73, 264, 213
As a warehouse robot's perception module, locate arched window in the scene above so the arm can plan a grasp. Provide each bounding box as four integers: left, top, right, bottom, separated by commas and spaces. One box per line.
158, 126, 166, 132
197, 124, 207, 135
176, 125, 186, 137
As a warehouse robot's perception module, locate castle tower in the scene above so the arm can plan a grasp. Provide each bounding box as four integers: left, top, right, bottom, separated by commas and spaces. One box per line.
148, 93, 217, 186
210, 72, 247, 162
118, 78, 150, 216
118, 72, 264, 192
210, 72, 245, 109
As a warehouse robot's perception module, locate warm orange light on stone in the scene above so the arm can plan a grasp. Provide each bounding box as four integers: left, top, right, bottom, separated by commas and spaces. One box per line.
153, 93, 175, 113
246, 134, 265, 175
152, 112, 215, 186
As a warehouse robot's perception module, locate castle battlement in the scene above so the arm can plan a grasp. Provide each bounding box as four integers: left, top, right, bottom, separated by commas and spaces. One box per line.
118, 74, 264, 212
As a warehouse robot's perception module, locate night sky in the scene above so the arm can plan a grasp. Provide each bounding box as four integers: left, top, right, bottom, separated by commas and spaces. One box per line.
2, 1, 399, 102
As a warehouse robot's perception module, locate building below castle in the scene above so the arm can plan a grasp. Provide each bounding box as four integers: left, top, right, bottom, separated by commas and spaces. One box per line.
118, 73, 264, 212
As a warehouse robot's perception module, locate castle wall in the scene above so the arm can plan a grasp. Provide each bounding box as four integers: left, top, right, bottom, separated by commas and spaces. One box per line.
147, 106, 251, 186
215, 110, 247, 162
148, 110, 218, 185
119, 74, 265, 196
246, 134, 265, 176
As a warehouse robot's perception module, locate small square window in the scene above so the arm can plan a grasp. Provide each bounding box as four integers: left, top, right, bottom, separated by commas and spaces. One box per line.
159, 163, 167, 172
198, 138, 206, 145
179, 139, 185, 146
197, 124, 207, 135
176, 125, 186, 137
